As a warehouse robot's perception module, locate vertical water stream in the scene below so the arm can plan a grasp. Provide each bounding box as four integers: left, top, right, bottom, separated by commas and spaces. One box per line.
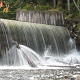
0, 19, 75, 66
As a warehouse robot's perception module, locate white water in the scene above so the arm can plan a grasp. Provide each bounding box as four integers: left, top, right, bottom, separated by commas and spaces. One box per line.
1, 42, 80, 69
1, 45, 45, 67
44, 49, 80, 66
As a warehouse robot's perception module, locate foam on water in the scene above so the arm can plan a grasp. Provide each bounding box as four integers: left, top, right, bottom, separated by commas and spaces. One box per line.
1, 44, 80, 69
43, 46, 80, 67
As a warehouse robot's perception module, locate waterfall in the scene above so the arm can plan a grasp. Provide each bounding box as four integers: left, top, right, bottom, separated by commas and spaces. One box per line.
0, 19, 78, 67
1, 45, 45, 67
16, 10, 64, 26
0, 19, 71, 54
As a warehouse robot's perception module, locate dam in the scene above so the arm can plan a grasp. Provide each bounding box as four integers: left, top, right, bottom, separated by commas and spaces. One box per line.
0, 19, 79, 80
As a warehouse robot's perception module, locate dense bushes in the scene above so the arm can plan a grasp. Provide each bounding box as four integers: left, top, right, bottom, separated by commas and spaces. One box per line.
0, 0, 80, 21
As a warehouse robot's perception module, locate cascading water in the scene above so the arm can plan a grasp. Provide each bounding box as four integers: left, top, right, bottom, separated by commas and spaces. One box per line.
0, 19, 71, 54
0, 19, 80, 68
1, 45, 45, 67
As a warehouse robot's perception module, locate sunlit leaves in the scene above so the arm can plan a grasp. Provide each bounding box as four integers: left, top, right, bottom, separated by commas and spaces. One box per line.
3, 4, 9, 13
0, 1, 3, 8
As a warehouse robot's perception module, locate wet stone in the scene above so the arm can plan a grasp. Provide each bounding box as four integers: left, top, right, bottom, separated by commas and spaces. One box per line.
0, 69, 79, 80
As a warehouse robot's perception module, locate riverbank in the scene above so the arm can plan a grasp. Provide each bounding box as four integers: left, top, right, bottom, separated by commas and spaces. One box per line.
0, 68, 79, 80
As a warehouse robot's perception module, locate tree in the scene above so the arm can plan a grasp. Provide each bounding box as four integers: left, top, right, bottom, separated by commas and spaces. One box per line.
67, 0, 70, 11
73, 0, 80, 11
53, 0, 56, 8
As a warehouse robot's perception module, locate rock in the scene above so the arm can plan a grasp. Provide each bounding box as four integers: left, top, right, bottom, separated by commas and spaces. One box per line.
77, 75, 80, 80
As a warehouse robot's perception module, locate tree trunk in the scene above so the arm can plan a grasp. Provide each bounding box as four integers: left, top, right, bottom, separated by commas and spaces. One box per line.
77, 0, 80, 8
53, 0, 56, 8
73, 0, 80, 11
67, 0, 70, 11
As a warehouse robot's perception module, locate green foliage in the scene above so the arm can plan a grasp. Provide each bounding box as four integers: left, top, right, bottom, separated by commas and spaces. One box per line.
0, 0, 80, 20
65, 14, 74, 19
23, 4, 51, 11
35, 5, 51, 11
0, 0, 22, 20
76, 23, 80, 32
57, 0, 62, 7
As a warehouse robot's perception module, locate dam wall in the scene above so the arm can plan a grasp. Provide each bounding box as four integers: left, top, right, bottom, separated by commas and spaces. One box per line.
16, 9, 64, 26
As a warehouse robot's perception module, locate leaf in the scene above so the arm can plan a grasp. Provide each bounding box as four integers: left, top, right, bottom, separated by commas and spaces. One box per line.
0, 1, 3, 8
3, 7, 9, 13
